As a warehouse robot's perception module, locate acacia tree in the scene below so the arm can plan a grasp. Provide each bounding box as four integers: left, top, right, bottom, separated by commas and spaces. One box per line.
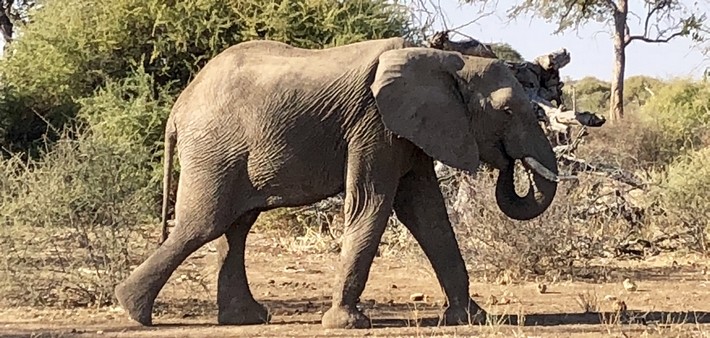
462, 0, 707, 122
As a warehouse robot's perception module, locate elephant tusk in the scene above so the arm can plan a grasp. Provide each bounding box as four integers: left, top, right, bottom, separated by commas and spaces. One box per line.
522, 157, 560, 183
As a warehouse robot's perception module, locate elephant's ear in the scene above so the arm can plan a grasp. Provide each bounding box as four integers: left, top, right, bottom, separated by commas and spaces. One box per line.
370, 48, 480, 173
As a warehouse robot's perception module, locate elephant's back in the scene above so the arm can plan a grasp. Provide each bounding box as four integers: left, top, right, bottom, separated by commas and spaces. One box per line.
218, 37, 407, 87
171, 37, 407, 119
167, 38, 407, 205
170, 37, 409, 136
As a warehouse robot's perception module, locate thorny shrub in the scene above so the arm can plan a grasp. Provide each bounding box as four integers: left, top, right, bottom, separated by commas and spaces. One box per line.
0, 131, 157, 307
645, 147, 710, 251
636, 79, 710, 166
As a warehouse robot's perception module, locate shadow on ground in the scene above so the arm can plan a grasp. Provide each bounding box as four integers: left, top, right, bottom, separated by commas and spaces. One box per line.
370, 311, 710, 328
565, 264, 707, 282
153, 297, 710, 327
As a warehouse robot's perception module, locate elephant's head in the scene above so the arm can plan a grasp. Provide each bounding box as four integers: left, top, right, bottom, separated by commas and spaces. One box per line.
370, 47, 558, 220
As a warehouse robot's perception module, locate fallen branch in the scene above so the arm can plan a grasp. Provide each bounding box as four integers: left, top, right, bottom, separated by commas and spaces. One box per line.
557, 154, 647, 189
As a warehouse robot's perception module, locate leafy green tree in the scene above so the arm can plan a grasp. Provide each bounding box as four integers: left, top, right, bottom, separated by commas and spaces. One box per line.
564, 76, 611, 112
623, 75, 664, 107
0, 0, 413, 155
461, 0, 707, 123
489, 42, 524, 62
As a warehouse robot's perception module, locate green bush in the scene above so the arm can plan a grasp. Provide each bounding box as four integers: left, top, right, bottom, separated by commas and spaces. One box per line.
77, 66, 173, 157
0, 0, 412, 155
645, 147, 710, 250
637, 79, 710, 165
624, 75, 665, 107
0, 67, 171, 307
652, 147, 710, 212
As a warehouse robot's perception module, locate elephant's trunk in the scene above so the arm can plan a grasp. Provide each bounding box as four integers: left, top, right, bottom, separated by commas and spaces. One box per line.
494, 148, 558, 221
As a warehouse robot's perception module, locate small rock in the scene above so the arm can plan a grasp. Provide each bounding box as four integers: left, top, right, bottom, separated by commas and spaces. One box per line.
409, 293, 426, 302
612, 300, 627, 313
623, 278, 637, 292
96, 331, 104, 335
284, 266, 305, 273
604, 295, 617, 301
537, 283, 547, 294
390, 284, 398, 289
108, 306, 124, 313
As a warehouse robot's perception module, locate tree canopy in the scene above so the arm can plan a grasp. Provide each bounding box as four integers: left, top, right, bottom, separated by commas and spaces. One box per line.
0, 0, 413, 155
489, 42, 524, 62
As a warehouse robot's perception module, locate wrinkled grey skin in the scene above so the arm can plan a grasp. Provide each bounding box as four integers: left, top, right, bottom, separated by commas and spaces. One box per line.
115, 37, 559, 329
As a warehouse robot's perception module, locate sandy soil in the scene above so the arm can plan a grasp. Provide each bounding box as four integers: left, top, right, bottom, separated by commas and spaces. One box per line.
2, 233, 710, 338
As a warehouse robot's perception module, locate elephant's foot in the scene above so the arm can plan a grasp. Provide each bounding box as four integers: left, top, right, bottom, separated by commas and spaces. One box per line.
321, 305, 370, 329
441, 301, 487, 326
115, 282, 154, 326
218, 300, 271, 325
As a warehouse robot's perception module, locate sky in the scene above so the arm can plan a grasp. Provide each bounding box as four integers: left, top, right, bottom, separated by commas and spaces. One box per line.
425, 0, 709, 81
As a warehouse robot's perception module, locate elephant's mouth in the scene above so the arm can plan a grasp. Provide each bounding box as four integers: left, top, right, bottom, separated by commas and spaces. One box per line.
493, 152, 561, 221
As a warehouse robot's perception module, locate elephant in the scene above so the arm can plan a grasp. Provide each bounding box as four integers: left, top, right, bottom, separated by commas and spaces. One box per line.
114, 37, 561, 329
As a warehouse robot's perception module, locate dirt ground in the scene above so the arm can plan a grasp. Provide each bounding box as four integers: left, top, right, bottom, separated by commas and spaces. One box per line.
2, 233, 710, 338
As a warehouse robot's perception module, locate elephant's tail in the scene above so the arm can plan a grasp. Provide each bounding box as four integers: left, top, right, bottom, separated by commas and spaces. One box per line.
160, 116, 178, 245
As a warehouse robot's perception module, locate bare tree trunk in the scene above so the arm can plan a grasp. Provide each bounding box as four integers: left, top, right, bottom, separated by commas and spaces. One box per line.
609, 0, 628, 123
0, 11, 12, 44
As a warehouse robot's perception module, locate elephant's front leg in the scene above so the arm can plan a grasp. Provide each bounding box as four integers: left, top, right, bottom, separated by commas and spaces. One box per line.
392, 158, 487, 326
321, 154, 400, 329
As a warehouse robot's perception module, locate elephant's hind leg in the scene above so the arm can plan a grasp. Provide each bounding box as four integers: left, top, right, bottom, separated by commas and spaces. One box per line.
115, 170, 244, 326
215, 211, 271, 325
115, 222, 226, 325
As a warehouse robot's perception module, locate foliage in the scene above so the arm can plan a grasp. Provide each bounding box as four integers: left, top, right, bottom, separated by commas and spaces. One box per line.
0, 130, 157, 307
623, 75, 665, 107
651, 147, 710, 213
645, 147, 710, 251
636, 79, 710, 165
0, 69, 171, 306
0, 0, 413, 154
238, 0, 412, 48
77, 67, 173, 159
489, 42, 524, 62
563, 76, 611, 113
